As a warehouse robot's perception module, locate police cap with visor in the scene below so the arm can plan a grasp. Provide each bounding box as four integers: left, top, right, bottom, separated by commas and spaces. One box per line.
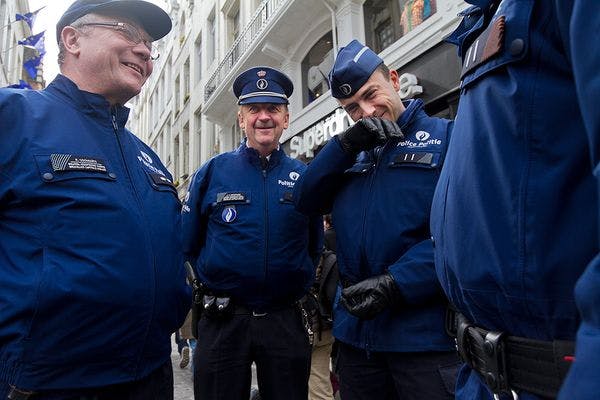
329, 39, 384, 99
56, 0, 172, 43
233, 67, 293, 105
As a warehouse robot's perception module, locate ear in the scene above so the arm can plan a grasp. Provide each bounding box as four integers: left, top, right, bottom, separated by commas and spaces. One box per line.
61, 26, 82, 57
237, 110, 245, 131
389, 69, 400, 92
283, 110, 289, 129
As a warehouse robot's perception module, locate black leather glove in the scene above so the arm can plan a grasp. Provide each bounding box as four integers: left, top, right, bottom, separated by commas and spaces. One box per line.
337, 117, 403, 154
341, 273, 403, 320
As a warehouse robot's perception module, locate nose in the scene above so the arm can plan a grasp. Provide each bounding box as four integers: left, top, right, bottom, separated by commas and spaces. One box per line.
132, 41, 152, 62
358, 101, 376, 118
257, 110, 271, 120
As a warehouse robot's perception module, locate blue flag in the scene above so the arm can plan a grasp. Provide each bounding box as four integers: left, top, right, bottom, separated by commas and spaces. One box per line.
15, 12, 36, 29
6, 80, 32, 90
33, 34, 45, 56
23, 55, 42, 79
18, 31, 44, 47
15, 7, 44, 29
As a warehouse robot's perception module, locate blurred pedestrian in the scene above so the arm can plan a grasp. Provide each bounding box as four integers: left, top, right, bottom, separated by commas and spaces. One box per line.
177, 310, 196, 369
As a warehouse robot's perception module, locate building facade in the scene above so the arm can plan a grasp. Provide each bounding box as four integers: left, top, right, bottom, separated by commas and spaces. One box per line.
0, 0, 43, 88
129, 0, 467, 196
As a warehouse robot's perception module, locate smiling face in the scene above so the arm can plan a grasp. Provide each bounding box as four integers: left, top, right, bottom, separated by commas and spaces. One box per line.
60, 13, 153, 105
338, 67, 405, 123
238, 103, 289, 156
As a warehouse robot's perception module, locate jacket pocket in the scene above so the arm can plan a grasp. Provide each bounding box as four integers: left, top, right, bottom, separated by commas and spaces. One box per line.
459, 0, 534, 90
34, 154, 116, 183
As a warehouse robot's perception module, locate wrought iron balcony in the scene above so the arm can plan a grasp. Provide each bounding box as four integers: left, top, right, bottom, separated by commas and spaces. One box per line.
204, 0, 289, 102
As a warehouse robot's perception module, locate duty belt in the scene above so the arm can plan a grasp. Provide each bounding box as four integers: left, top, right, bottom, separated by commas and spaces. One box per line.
445, 307, 574, 399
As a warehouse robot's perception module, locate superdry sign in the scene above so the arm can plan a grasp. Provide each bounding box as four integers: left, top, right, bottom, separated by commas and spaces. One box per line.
289, 108, 351, 159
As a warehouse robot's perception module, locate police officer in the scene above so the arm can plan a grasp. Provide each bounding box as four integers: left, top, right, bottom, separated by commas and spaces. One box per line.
430, 2, 599, 400
182, 66, 323, 400
294, 40, 459, 400
0, 1, 189, 399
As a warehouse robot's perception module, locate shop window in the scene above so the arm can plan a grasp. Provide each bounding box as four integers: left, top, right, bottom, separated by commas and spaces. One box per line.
399, 0, 437, 36
301, 32, 334, 107
364, 0, 437, 53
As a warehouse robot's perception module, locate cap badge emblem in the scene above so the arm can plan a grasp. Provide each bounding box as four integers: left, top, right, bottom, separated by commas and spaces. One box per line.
257, 70, 267, 77
256, 79, 268, 90
339, 84, 352, 96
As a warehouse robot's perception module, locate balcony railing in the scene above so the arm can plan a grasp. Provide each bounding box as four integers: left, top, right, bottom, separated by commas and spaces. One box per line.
204, 0, 289, 102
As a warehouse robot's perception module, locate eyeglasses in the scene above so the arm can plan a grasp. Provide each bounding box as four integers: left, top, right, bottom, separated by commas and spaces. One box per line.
77, 21, 159, 60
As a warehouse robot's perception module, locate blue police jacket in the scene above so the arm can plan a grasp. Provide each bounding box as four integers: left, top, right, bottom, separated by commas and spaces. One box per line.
0, 75, 189, 391
181, 141, 323, 310
294, 99, 454, 352
430, 2, 600, 399
556, 0, 600, 398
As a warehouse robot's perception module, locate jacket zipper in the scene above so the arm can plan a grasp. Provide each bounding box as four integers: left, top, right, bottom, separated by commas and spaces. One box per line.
262, 165, 269, 287
111, 108, 156, 377
361, 144, 387, 351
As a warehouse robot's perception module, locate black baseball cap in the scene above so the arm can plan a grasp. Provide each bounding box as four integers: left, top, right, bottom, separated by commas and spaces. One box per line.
56, 0, 172, 43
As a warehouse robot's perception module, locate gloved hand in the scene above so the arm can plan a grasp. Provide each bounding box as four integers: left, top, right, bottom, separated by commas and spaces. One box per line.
337, 117, 403, 154
340, 273, 403, 320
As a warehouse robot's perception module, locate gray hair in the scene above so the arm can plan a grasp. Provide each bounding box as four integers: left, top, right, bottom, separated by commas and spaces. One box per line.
57, 13, 98, 66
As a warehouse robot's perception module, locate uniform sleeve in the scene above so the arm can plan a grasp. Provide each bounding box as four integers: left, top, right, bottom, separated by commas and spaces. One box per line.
0, 91, 22, 205
386, 238, 445, 306
556, 1, 600, 399
181, 162, 212, 263
308, 214, 324, 268
293, 137, 356, 216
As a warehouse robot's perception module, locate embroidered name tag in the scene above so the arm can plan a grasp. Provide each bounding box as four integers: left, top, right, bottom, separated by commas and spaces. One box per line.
393, 152, 434, 165
461, 15, 505, 78
217, 192, 248, 203
50, 154, 107, 173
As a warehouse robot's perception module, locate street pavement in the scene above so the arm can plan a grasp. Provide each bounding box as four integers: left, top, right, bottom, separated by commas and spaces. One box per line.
171, 335, 194, 399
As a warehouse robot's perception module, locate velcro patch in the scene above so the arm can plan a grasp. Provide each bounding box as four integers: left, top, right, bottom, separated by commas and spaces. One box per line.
282, 192, 293, 202
461, 15, 505, 78
150, 173, 174, 187
217, 192, 247, 203
51, 154, 107, 173
393, 152, 434, 165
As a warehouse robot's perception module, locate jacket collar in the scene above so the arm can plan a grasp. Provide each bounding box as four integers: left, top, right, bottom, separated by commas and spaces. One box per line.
397, 98, 426, 131
46, 74, 130, 128
236, 138, 284, 170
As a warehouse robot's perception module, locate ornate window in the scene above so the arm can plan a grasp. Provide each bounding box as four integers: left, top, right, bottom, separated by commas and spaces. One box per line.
301, 32, 334, 107
364, 0, 437, 53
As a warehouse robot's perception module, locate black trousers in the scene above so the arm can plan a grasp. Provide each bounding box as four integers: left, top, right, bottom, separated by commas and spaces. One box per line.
337, 342, 461, 400
193, 306, 311, 400
0, 360, 173, 400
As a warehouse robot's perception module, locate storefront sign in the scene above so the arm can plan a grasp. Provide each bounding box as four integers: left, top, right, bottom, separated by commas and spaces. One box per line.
289, 74, 423, 159
398, 73, 423, 99
290, 108, 351, 159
